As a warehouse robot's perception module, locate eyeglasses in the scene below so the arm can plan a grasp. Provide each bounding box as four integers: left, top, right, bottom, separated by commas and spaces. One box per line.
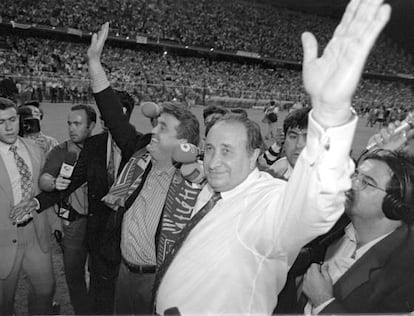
351, 171, 386, 192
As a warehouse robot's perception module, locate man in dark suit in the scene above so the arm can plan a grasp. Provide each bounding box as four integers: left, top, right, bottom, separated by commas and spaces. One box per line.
301, 150, 414, 313
10, 91, 150, 314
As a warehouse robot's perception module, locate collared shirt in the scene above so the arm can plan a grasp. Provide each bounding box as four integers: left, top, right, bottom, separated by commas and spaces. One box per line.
0, 139, 33, 205
305, 224, 393, 314
121, 165, 175, 265
156, 112, 358, 315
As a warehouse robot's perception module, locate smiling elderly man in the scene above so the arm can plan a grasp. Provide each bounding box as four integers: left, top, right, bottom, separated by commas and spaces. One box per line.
153, 0, 392, 314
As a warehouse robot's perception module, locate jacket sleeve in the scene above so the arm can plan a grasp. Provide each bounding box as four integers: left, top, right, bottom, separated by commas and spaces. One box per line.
93, 86, 143, 157
36, 145, 88, 211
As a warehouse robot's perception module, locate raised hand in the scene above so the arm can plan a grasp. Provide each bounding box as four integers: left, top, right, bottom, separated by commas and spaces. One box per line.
302, 0, 391, 127
87, 22, 109, 65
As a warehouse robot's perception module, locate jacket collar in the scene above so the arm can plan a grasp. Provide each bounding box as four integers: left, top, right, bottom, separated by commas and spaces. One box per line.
334, 224, 410, 299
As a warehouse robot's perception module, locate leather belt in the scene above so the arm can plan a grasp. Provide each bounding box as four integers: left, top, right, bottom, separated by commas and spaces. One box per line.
123, 259, 156, 274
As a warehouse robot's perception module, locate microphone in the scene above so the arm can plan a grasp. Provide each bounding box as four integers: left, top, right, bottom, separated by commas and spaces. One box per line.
59, 151, 78, 178
172, 143, 201, 163
180, 161, 205, 184
141, 101, 161, 118
366, 111, 414, 151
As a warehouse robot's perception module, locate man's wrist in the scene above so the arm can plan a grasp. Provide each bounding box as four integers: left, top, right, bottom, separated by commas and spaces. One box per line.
311, 105, 356, 129
33, 198, 41, 212
88, 61, 110, 93
312, 100, 355, 129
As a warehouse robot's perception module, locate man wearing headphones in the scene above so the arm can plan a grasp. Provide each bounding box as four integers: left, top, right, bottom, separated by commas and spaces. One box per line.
301, 150, 414, 313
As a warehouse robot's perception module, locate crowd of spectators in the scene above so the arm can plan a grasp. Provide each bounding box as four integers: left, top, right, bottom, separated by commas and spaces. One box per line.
2, 33, 414, 113
1, 0, 413, 75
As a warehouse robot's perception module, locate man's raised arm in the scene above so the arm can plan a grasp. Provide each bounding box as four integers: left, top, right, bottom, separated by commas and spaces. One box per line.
87, 22, 140, 152
276, 0, 391, 262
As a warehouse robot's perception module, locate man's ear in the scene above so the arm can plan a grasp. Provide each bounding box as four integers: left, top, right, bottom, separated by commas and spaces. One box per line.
89, 121, 96, 132
250, 148, 261, 168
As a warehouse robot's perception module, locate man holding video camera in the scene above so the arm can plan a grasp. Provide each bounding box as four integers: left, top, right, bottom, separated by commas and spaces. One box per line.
17, 101, 58, 154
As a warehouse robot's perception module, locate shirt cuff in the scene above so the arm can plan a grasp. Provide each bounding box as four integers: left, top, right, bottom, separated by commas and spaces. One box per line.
304, 109, 358, 167
34, 198, 41, 212
89, 65, 110, 93
312, 298, 335, 314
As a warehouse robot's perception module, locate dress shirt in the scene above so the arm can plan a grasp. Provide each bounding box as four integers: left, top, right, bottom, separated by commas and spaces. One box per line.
156, 111, 357, 315
0, 139, 33, 205
269, 157, 293, 180
106, 133, 122, 178
305, 224, 393, 314
121, 165, 175, 265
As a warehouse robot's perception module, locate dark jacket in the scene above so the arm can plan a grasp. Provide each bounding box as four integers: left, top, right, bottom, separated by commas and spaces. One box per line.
320, 224, 414, 313
36, 87, 150, 254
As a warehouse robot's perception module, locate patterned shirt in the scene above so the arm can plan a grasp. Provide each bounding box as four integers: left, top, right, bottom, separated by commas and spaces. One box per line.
121, 165, 175, 265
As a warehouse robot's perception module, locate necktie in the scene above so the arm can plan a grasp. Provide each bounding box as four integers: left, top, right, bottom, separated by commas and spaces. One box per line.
10, 144, 33, 201
107, 141, 116, 186
153, 192, 222, 298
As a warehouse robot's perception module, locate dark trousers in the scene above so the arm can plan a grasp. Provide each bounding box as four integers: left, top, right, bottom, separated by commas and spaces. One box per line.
88, 251, 119, 314
62, 217, 90, 314
114, 260, 155, 315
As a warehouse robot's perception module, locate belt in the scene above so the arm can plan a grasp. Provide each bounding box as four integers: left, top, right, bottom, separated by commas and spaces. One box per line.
123, 259, 156, 274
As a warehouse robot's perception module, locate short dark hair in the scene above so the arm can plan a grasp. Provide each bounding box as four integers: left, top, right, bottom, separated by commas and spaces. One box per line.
71, 104, 97, 127
160, 102, 200, 146
361, 150, 414, 224
17, 106, 34, 117
230, 108, 248, 119
0, 97, 17, 111
114, 89, 134, 119
24, 100, 40, 108
22, 103, 44, 120
283, 107, 311, 135
202, 105, 228, 120
214, 114, 264, 154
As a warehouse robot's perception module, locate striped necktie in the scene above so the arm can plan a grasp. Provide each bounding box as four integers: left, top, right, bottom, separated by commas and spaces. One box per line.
153, 192, 222, 298
10, 144, 33, 201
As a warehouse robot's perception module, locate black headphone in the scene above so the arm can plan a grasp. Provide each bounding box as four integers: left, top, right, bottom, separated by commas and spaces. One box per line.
359, 149, 414, 223
382, 162, 413, 223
